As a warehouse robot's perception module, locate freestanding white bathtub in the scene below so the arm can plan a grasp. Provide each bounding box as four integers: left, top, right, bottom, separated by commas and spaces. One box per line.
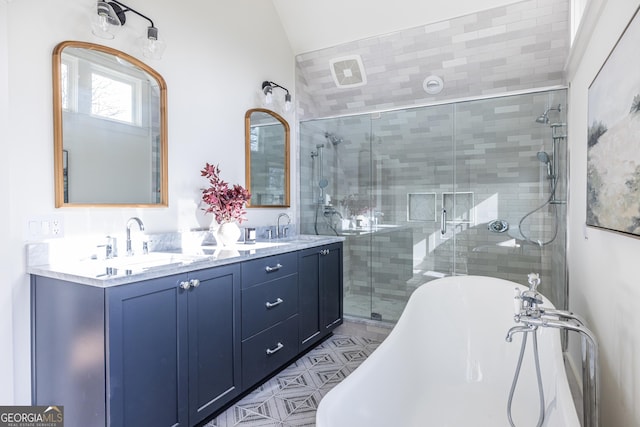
316, 275, 580, 427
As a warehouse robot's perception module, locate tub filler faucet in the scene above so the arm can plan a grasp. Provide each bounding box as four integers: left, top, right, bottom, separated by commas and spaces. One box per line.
508, 273, 600, 427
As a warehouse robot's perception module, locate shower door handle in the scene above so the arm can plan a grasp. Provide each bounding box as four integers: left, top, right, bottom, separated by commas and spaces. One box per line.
441, 209, 447, 235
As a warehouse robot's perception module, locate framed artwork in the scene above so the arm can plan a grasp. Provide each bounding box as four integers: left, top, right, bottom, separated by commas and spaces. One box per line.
587, 5, 640, 237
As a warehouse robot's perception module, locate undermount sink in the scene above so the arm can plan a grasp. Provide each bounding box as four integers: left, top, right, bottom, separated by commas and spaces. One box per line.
200, 241, 288, 252
235, 241, 288, 250
103, 252, 204, 271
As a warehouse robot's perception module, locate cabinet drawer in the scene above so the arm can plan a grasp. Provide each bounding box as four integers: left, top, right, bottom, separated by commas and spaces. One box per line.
241, 252, 297, 289
242, 274, 298, 339
242, 315, 299, 388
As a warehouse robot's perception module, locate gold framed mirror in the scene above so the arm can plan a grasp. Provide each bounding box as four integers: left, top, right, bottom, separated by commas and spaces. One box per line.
53, 41, 168, 207
244, 108, 290, 208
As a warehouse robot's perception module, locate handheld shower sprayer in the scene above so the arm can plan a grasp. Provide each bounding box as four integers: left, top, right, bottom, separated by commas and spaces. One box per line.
536, 151, 552, 178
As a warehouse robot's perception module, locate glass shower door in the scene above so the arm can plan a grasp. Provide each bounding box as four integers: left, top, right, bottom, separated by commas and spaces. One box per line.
368, 105, 454, 322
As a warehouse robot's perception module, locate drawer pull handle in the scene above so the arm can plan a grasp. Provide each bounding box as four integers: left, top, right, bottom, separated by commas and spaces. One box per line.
265, 298, 284, 309
190, 279, 200, 288
179, 281, 191, 290
266, 342, 284, 355
265, 263, 283, 272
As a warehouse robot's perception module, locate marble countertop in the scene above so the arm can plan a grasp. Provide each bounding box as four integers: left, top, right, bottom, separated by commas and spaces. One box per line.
27, 235, 344, 288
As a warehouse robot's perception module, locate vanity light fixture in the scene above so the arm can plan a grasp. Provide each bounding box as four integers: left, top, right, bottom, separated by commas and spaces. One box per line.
262, 81, 292, 112
91, 0, 166, 60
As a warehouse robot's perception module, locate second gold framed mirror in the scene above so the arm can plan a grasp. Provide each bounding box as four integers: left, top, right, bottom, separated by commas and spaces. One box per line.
244, 108, 290, 208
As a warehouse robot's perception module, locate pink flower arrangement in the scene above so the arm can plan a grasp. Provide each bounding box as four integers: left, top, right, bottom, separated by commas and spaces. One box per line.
201, 163, 251, 224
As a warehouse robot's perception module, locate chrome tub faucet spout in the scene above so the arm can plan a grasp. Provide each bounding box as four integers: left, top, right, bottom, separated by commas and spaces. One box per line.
505, 324, 536, 342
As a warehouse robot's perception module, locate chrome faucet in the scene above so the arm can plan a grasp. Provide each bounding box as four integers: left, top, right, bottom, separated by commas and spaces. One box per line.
276, 213, 291, 238
126, 217, 145, 256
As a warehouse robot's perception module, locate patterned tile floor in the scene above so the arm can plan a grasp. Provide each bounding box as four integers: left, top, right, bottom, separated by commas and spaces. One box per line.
203, 334, 381, 427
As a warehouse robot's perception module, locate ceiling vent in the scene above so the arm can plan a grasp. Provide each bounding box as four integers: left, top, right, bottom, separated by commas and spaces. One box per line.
329, 55, 367, 88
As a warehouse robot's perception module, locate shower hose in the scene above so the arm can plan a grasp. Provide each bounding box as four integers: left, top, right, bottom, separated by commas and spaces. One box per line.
518, 177, 558, 246
507, 330, 545, 427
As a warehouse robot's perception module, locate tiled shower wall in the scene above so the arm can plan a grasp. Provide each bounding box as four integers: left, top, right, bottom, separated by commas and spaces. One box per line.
295, 0, 569, 120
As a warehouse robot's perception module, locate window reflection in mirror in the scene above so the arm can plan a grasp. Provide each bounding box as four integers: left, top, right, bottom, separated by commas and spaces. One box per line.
53, 41, 168, 207
245, 109, 290, 208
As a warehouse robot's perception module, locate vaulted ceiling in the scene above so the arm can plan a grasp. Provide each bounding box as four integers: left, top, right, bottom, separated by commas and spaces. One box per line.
272, 0, 525, 54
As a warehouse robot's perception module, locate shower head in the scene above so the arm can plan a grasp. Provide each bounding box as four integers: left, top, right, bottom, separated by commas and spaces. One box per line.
537, 151, 552, 177
324, 132, 343, 146
535, 114, 549, 124
535, 104, 562, 124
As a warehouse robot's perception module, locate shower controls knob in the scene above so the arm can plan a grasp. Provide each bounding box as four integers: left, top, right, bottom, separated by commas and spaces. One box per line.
488, 219, 509, 233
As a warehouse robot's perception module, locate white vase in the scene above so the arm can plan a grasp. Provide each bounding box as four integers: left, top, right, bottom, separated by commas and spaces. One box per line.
216, 222, 241, 247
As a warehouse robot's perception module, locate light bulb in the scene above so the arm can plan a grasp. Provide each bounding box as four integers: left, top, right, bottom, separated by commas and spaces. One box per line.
92, 10, 116, 39
142, 38, 166, 59
284, 93, 292, 111
139, 27, 166, 60
265, 91, 273, 104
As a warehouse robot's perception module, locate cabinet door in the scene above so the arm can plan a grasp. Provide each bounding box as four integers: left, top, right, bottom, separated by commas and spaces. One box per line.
320, 243, 344, 331
187, 264, 241, 425
298, 247, 321, 351
107, 274, 188, 427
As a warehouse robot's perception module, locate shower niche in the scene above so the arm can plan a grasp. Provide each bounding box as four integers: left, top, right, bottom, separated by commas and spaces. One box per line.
300, 89, 568, 323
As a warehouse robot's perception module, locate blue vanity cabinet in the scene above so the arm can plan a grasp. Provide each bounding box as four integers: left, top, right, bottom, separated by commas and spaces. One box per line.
298, 242, 344, 352
107, 273, 189, 427
107, 264, 241, 427
320, 243, 344, 332
186, 265, 241, 424
240, 252, 299, 388
31, 238, 343, 427
32, 263, 241, 427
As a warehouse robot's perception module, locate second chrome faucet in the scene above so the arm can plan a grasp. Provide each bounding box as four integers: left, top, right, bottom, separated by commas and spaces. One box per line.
276, 213, 291, 239
126, 217, 145, 256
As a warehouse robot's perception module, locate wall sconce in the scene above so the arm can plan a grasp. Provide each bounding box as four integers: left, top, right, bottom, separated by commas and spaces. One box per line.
91, 0, 166, 60
262, 81, 292, 112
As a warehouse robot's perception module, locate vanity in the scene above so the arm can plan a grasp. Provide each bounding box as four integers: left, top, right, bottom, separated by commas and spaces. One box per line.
29, 235, 343, 427
39, 39, 317, 426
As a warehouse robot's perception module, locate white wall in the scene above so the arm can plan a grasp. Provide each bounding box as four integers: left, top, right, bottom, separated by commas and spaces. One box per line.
1, 0, 294, 404
0, 0, 15, 407
566, 0, 640, 425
